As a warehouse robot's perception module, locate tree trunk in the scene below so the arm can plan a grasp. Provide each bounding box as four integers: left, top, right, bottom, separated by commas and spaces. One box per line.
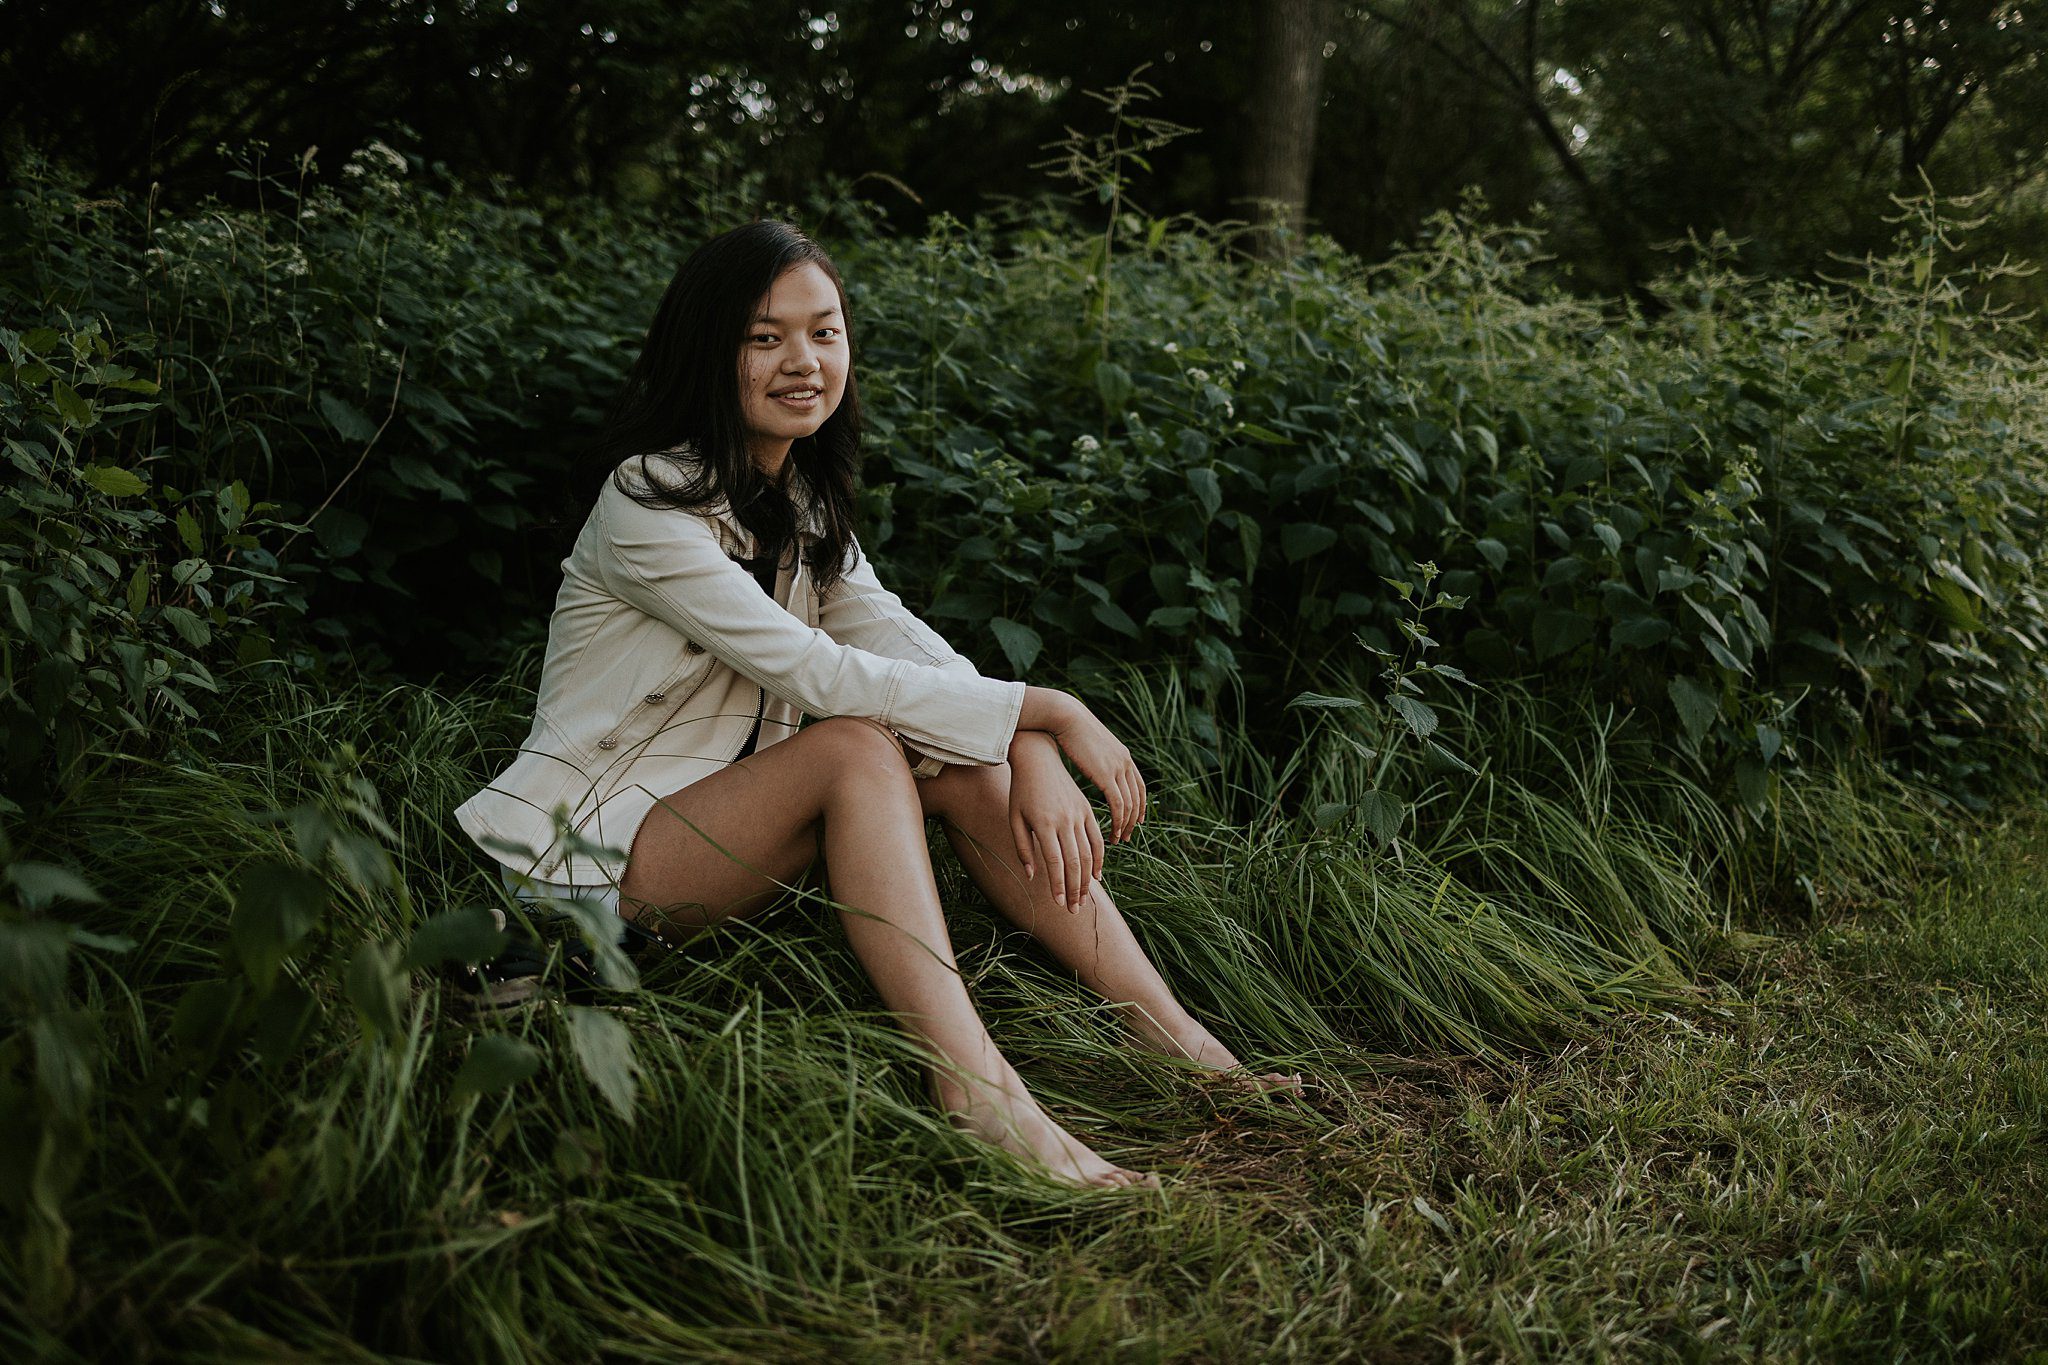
1240, 0, 1336, 260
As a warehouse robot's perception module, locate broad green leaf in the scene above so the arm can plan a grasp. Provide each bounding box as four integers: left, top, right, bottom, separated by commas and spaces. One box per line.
161, 606, 211, 648
231, 861, 328, 993
1927, 578, 1981, 632
50, 381, 95, 429
314, 509, 370, 559
1735, 754, 1769, 815
566, 1005, 640, 1124
1089, 599, 1139, 639
1475, 537, 1508, 572
4, 584, 39, 641
1387, 694, 1439, 739
1427, 740, 1477, 775
0, 920, 73, 1010
1146, 605, 1198, 631
31, 1012, 98, 1121
1668, 675, 1720, 745
988, 616, 1043, 674
1609, 615, 1672, 650
1356, 789, 1405, 846
1186, 467, 1221, 520
1237, 422, 1292, 445
1281, 523, 1339, 563
405, 907, 508, 971
1531, 608, 1594, 661
81, 465, 146, 497
175, 508, 204, 556
344, 940, 409, 1041
1756, 722, 1783, 765
1286, 691, 1365, 709
1092, 360, 1131, 408
550, 895, 638, 990
6, 862, 102, 909
318, 390, 379, 443
452, 1035, 542, 1104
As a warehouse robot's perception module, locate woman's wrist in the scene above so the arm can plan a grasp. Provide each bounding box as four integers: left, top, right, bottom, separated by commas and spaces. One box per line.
1007, 726, 1063, 767
1015, 684, 1084, 735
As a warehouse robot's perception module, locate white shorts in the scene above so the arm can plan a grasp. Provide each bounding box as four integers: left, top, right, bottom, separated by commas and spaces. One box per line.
500, 866, 623, 918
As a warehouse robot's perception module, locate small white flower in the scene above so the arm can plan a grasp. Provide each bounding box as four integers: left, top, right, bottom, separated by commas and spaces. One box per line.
1162, 341, 1179, 353
1231, 359, 1246, 373
1188, 367, 1211, 384
1071, 434, 1101, 455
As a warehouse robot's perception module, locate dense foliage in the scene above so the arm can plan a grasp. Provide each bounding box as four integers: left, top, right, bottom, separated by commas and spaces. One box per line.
5, 146, 2044, 816
3, 140, 2045, 1353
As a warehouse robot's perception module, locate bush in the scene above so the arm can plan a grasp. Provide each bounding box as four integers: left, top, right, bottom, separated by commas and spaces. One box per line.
4, 144, 2043, 815
0, 318, 296, 808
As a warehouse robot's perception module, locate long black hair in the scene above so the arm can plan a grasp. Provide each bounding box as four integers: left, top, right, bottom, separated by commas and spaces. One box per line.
579, 220, 862, 592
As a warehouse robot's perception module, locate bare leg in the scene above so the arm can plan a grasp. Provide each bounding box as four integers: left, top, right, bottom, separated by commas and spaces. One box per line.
620, 717, 1158, 1188
918, 759, 1304, 1093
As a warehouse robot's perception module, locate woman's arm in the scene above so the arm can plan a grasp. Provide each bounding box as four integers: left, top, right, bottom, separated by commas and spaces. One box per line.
593, 480, 1023, 765
814, 535, 983, 680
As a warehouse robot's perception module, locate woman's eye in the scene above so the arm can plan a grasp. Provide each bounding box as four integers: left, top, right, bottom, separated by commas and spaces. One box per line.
815, 327, 842, 340
750, 333, 778, 344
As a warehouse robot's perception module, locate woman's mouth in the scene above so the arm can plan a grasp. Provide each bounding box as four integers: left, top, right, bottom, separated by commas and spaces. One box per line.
770, 387, 822, 410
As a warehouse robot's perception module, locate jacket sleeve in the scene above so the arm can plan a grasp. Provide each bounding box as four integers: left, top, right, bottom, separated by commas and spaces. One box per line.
816, 536, 984, 684
592, 479, 1022, 766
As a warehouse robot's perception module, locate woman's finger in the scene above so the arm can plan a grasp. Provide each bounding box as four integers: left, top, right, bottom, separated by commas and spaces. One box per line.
1040, 825, 1068, 908
1012, 809, 1035, 878
1085, 808, 1105, 884
1065, 822, 1087, 911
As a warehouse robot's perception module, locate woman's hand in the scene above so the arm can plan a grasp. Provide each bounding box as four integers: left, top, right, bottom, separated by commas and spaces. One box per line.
1007, 731, 1102, 912
1048, 702, 1147, 845
1012, 685, 1148, 846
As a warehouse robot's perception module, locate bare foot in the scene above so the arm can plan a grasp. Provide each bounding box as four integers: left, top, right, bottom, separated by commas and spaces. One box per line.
1127, 1010, 1306, 1094
936, 1075, 1160, 1190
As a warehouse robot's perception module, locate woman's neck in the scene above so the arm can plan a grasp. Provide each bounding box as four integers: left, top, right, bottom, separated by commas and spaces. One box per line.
748, 437, 794, 485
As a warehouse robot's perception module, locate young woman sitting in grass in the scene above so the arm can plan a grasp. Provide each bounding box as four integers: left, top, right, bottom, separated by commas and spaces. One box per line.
456, 219, 1301, 1191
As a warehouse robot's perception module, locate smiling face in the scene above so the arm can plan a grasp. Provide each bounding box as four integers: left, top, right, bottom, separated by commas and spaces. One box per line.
737, 261, 849, 480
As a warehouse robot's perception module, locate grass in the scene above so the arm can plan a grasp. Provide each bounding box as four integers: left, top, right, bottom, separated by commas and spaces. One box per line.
3, 666, 2044, 1361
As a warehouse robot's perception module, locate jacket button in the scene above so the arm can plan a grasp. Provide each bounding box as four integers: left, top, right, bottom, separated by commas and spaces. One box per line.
596, 737, 618, 749
645, 692, 665, 704
685, 639, 705, 655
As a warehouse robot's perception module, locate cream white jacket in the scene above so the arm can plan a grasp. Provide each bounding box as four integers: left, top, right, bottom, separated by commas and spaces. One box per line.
455, 453, 1025, 885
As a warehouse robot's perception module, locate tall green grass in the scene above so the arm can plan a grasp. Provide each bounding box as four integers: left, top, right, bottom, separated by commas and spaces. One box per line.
0, 659, 1950, 1358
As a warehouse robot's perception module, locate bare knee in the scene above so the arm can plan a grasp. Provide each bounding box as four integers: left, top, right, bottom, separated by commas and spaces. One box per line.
806, 715, 916, 792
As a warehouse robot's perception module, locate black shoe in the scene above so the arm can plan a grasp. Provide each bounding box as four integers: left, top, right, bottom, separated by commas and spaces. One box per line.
456, 909, 611, 1008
